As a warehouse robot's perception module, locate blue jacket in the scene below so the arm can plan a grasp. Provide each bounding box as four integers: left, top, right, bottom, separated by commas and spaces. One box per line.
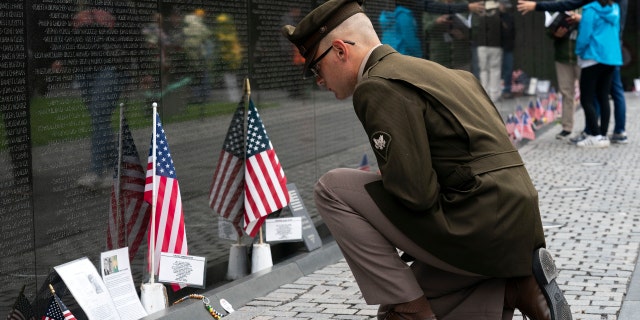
575, 2, 622, 66
379, 6, 423, 57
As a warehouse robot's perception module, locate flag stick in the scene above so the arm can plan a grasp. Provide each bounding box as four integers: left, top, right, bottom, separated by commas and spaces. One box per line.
243, 77, 250, 239
48, 284, 55, 296
150, 102, 158, 283
244, 77, 250, 97
140, 102, 167, 314
116, 103, 124, 247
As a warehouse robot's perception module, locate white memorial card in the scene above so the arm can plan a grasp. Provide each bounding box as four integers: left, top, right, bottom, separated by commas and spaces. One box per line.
158, 253, 206, 288
100, 248, 148, 320
265, 217, 302, 242
54, 257, 120, 320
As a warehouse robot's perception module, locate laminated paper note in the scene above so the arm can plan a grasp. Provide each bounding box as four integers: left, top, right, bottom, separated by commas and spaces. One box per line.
100, 247, 148, 320
54, 257, 120, 320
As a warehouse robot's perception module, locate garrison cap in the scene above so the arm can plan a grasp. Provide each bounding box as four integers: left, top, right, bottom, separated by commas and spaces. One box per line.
281, 0, 364, 78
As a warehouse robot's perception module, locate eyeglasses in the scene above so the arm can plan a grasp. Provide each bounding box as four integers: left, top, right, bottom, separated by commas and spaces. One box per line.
307, 40, 355, 79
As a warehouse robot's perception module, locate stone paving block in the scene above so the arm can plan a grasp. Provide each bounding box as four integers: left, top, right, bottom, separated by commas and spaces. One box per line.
246, 300, 283, 307
262, 310, 299, 317
291, 306, 324, 313
320, 308, 358, 315
295, 313, 333, 319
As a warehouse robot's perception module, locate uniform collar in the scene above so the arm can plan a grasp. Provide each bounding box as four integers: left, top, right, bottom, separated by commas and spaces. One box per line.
358, 44, 396, 82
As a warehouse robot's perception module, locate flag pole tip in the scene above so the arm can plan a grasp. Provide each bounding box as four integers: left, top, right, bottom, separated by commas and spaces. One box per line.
48, 284, 55, 295
152, 102, 158, 108
244, 78, 251, 96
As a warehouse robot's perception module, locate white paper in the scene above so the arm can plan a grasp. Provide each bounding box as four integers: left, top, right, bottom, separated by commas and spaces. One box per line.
455, 13, 471, 28
265, 217, 302, 242
484, 0, 500, 11
544, 11, 559, 28
101, 248, 148, 320
537, 80, 551, 94
54, 257, 121, 320
158, 253, 206, 288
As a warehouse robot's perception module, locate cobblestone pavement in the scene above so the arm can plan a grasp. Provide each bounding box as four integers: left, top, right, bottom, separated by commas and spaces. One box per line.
220, 93, 640, 320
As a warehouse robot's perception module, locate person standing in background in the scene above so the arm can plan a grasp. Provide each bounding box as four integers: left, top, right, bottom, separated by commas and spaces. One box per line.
471, 0, 503, 101
74, 5, 125, 188
422, 0, 472, 71
549, 9, 581, 140
379, 0, 423, 57
574, 0, 621, 148
420, 0, 485, 61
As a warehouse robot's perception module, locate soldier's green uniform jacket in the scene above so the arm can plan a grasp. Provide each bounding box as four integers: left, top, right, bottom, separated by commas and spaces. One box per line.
356, 44, 546, 278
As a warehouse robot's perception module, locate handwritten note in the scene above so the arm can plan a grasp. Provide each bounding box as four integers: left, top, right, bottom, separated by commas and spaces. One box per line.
158, 253, 206, 288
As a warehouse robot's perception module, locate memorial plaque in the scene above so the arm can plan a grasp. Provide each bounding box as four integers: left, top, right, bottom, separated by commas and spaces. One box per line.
284, 183, 322, 252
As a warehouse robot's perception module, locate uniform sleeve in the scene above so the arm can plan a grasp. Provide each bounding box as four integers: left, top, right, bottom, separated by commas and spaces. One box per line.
424, 0, 470, 14
353, 78, 439, 211
534, 0, 586, 12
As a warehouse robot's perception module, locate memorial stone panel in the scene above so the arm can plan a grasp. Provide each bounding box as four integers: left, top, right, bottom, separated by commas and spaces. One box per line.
18, 0, 159, 315
0, 0, 36, 315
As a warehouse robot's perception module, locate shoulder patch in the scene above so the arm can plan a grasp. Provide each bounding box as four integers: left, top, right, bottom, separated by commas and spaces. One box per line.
371, 131, 391, 162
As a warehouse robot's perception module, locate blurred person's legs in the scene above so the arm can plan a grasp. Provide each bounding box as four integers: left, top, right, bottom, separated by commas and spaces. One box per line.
610, 66, 628, 143
471, 45, 479, 79
595, 65, 614, 136
78, 67, 120, 187
555, 61, 580, 139
501, 50, 514, 99
577, 64, 613, 148
477, 46, 502, 102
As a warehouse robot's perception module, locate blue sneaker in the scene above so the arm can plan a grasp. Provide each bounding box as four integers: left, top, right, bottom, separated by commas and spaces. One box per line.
610, 132, 628, 144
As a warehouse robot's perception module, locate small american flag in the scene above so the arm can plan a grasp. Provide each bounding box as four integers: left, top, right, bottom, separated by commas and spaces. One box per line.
209, 102, 245, 237
144, 112, 188, 285
209, 98, 289, 237
41, 294, 76, 320
6, 291, 34, 320
106, 117, 150, 260
358, 154, 370, 171
243, 99, 289, 236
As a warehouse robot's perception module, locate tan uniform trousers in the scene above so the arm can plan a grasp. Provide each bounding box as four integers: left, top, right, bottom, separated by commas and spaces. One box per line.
314, 168, 512, 320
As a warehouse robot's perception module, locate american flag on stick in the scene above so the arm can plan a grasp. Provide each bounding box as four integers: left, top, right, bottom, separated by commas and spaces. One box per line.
144, 110, 188, 289
209, 102, 246, 237
209, 92, 289, 237
6, 286, 35, 320
106, 113, 150, 261
42, 287, 76, 320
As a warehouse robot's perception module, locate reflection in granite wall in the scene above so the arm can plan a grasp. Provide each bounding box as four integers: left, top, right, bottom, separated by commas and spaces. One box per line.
1, 0, 351, 316
1, 0, 35, 315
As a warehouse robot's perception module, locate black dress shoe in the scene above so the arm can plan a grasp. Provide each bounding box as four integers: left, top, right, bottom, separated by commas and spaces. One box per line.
505, 248, 572, 320
532, 248, 572, 320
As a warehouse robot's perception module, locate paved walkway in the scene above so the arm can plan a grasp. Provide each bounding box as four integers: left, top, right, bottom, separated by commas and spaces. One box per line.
145, 93, 640, 320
